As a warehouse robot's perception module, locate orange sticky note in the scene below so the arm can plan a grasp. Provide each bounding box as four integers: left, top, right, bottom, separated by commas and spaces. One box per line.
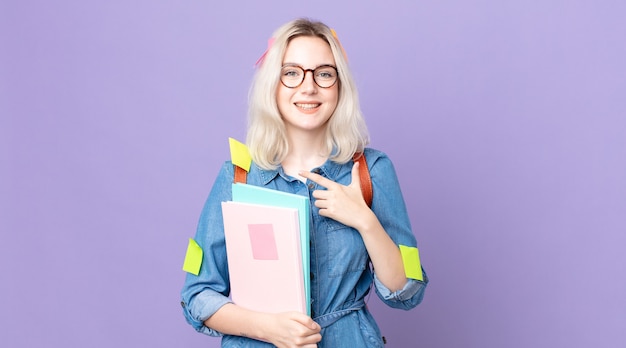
182, 238, 203, 276
229, 137, 252, 172
399, 245, 423, 281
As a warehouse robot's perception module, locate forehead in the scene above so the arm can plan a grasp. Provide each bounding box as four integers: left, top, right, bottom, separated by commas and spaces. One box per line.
282, 36, 336, 67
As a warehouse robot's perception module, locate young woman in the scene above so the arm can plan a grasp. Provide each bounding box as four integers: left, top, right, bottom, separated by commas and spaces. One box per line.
181, 18, 428, 347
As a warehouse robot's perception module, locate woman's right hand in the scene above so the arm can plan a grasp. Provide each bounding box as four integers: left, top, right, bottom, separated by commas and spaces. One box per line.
263, 311, 322, 348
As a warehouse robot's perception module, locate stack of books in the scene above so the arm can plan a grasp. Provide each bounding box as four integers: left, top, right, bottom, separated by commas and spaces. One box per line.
222, 183, 311, 315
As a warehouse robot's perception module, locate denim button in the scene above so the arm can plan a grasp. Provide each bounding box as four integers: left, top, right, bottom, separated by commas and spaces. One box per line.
312, 168, 321, 174
308, 183, 315, 190
180, 301, 186, 308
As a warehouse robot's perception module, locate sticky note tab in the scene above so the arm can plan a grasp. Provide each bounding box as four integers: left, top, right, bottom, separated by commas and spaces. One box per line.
254, 37, 275, 68
330, 29, 348, 60
182, 238, 203, 276
229, 137, 252, 172
399, 245, 423, 281
248, 224, 279, 260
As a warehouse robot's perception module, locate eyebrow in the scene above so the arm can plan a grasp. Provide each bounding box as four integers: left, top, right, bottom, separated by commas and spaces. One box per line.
282, 63, 337, 69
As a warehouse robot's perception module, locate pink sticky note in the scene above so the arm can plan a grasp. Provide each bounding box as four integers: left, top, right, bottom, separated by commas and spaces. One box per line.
248, 224, 279, 260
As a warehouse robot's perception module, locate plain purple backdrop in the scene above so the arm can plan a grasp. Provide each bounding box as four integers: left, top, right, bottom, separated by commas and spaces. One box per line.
2, 1, 625, 347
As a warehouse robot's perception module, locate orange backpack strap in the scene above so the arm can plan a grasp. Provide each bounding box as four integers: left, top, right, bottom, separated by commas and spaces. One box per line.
233, 165, 247, 184
354, 153, 373, 208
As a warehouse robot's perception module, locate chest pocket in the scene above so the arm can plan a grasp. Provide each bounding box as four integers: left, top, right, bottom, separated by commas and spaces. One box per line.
323, 219, 369, 278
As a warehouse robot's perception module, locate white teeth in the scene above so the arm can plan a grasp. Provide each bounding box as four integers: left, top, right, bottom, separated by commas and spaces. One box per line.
295, 103, 320, 110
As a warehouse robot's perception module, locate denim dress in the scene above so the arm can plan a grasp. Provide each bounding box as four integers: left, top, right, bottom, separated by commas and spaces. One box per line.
181, 148, 428, 347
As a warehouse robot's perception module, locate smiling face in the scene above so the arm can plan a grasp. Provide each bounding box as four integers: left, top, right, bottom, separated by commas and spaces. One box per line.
276, 36, 339, 137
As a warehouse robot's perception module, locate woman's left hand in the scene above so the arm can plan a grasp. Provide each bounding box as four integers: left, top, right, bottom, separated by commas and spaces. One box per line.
299, 162, 372, 230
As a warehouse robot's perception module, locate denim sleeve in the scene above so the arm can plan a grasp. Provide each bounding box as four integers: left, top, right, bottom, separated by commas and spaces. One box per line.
373, 270, 429, 310
180, 162, 235, 336
365, 150, 429, 310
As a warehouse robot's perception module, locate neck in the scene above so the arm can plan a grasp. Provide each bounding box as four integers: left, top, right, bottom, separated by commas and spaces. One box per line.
282, 129, 329, 180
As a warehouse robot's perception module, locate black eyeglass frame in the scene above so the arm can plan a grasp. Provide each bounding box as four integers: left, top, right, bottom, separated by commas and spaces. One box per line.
279, 64, 339, 89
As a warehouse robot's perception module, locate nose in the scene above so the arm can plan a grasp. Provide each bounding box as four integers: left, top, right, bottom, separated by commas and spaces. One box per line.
300, 70, 318, 93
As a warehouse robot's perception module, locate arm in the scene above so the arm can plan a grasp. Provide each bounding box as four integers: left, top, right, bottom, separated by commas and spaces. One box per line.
204, 304, 321, 347
299, 161, 406, 291
299, 151, 428, 304
181, 162, 321, 346
365, 153, 428, 309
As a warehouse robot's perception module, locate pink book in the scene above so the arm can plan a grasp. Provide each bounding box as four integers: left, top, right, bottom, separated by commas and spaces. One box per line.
221, 201, 305, 314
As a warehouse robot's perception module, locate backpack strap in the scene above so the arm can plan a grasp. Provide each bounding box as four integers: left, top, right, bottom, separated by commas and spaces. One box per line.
353, 153, 373, 208
232, 152, 373, 207
234, 164, 247, 184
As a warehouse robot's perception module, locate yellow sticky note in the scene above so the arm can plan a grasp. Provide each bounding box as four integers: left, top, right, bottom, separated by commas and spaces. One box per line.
399, 245, 423, 281
182, 238, 203, 276
229, 137, 252, 172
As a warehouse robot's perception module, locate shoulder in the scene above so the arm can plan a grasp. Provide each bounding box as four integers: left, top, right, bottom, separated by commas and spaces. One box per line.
360, 148, 402, 185
218, 161, 236, 177
363, 147, 387, 161
217, 160, 265, 180
362, 148, 394, 170
220, 160, 279, 186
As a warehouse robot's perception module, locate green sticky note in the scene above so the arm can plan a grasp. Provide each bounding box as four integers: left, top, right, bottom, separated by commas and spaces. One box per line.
399, 245, 423, 281
182, 238, 203, 276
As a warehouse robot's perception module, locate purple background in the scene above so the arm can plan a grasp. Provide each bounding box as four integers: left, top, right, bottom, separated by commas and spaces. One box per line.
2, 1, 625, 347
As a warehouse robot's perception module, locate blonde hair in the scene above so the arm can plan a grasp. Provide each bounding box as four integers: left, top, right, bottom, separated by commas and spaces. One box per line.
246, 18, 369, 170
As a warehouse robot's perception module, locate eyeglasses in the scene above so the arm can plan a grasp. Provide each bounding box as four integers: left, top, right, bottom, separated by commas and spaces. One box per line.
280, 64, 339, 89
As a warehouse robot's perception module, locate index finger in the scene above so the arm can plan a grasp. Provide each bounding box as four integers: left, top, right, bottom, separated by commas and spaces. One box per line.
298, 170, 335, 189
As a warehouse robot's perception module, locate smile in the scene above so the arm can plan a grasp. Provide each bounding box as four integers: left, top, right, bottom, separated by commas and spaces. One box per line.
295, 103, 321, 110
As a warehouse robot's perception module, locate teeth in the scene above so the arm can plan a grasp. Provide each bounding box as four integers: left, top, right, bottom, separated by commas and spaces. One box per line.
295, 103, 320, 110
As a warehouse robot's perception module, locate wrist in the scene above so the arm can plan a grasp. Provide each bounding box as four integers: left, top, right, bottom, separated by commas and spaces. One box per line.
253, 312, 273, 343
356, 210, 381, 235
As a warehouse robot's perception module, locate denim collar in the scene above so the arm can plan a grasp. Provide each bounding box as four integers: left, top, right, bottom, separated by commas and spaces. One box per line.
255, 158, 344, 185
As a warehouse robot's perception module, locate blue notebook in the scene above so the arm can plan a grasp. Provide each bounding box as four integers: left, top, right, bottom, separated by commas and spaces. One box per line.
232, 183, 311, 315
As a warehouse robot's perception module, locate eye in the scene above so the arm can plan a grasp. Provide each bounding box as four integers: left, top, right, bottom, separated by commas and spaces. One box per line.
316, 68, 336, 79
282, 68, 302, 78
